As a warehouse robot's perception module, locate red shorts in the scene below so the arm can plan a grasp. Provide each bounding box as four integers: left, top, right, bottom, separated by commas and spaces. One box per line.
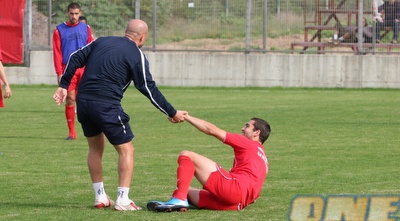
197, 165, 242, 210
67, 67, 84, 92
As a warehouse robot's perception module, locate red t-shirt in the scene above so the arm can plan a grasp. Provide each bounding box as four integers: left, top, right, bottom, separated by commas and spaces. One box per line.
224, 132, 269, 206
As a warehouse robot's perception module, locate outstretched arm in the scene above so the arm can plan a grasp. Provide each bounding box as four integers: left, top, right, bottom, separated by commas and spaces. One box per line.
168, 110, 188, 123
184, 114, 226, 142
0, 61, 11, 99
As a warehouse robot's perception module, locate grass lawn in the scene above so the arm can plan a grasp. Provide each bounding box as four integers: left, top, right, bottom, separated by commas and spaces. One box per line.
0, 85, 399, 220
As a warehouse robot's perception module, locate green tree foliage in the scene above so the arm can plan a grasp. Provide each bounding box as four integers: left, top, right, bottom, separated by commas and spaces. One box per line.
50, 0, 133, 36
33, 0, 172, 37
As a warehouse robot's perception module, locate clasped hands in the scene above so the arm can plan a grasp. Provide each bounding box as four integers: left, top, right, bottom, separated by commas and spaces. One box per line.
168, 110, 188, 123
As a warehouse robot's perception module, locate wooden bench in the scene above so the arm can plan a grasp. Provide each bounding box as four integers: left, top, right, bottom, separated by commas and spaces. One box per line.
291, 42, 332, 54
291, 41, 400, 54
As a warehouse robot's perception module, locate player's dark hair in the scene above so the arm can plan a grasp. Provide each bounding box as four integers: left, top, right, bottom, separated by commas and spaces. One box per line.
67, 3, 81, 11
79, 16, 87, 23
251, 117, 271, 144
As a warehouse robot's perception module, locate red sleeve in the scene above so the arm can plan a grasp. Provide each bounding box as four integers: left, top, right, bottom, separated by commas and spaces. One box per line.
52, 28, 63, 76
87, 25, 94, 43
224, 133, 248, 151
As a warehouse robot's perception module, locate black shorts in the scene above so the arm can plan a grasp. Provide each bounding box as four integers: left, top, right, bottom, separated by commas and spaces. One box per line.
76, 99, 134, 145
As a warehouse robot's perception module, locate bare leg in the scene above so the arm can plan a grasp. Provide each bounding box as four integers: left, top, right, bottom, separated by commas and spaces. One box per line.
87, 133, 106, 183
114, 141, 134, 187
188, 187, 201, 207
180, 150, 217, 185
342, 33, 351, 40
113, 141, 142, 210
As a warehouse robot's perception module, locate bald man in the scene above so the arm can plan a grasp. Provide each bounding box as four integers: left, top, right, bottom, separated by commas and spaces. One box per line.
53, 19, 188, 211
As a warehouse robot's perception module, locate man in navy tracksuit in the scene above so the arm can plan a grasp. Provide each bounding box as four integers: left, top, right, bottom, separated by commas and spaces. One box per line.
53, 19, 187, 211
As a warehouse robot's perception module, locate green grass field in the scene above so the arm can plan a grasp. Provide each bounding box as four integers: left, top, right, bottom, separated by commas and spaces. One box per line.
1, 85, 399, 221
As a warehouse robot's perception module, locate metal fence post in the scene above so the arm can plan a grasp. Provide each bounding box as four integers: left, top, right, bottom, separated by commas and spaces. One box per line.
357, 0, 364, 54
263, 0, 268, 50
24, 0, 32, 66
245, 0, 252, 53
134, 0, 140, 19
152, 0, 156, 51
48, 0, 52, 46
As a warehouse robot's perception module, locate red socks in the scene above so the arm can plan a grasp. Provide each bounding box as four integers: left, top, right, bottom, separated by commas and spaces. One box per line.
65, 105, 76, 138
172, 155, 195, 200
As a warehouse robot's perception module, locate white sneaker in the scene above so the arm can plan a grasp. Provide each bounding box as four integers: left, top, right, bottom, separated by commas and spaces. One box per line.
114, 200, 142, 211
94, 195, 115, 208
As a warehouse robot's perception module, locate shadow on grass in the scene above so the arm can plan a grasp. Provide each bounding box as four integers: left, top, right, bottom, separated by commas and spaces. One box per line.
0, 202, 85, 209
0, 135, 66, 140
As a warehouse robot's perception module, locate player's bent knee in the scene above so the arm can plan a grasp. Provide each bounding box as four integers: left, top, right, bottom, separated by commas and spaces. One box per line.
179, 150, 193, 157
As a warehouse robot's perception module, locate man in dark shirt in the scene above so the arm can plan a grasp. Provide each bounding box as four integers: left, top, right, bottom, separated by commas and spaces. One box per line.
53, 19, 187, 211
375, 0, 400, 43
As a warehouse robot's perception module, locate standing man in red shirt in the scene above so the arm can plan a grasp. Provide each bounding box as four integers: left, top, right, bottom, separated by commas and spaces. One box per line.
53, 2, 94, 140
147, 115, 271, 211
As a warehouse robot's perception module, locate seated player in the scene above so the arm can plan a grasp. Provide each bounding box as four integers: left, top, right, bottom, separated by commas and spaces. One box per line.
147, 114, 271, 212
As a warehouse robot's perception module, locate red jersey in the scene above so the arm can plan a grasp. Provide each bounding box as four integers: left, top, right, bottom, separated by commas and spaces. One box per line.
224, 132, 269, 207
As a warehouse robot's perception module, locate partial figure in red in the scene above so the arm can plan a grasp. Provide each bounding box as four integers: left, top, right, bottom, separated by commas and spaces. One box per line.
0, 42, 12, 107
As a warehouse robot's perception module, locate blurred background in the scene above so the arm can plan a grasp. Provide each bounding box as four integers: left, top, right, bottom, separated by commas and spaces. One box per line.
30, 0, 377, 52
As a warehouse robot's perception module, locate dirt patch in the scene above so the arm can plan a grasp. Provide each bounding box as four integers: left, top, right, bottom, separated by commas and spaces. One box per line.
32, 5, 50, 46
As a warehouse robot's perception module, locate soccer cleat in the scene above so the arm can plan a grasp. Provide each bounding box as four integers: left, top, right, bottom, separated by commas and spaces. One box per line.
114, 200, 142, 211
147, 197, 189, 212
94, 195, 115, 209
146, 201, 165, 211
65, 135, 76, 140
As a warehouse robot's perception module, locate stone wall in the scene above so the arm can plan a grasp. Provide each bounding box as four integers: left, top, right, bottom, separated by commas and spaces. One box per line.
5, 51, 400, 88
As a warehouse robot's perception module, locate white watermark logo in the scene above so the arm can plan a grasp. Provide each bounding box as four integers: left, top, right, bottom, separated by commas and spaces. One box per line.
287, 194, 400, 221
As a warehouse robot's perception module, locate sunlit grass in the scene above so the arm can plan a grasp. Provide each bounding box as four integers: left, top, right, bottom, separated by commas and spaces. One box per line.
0, 86, 399, 220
